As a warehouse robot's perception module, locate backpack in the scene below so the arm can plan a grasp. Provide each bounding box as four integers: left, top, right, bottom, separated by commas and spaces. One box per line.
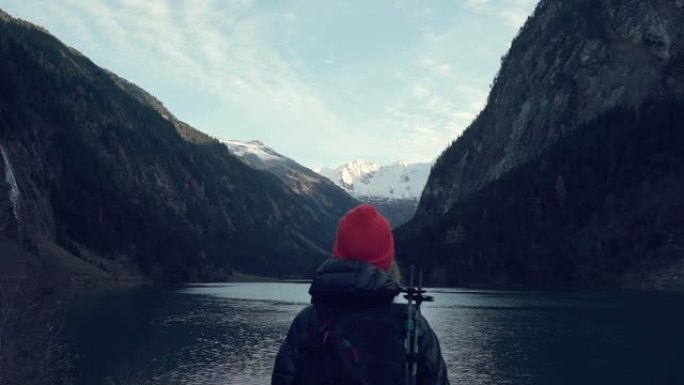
297, 304, 408, 385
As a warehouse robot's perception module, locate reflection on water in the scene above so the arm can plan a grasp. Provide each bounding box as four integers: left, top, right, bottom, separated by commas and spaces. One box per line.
67, 283, 684, 385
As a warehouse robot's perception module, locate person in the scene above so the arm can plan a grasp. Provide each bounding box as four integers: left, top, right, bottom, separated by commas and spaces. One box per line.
272, 204, 450, 385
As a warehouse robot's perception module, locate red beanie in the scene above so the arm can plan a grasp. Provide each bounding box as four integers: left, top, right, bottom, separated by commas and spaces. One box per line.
332, 204, 395, 271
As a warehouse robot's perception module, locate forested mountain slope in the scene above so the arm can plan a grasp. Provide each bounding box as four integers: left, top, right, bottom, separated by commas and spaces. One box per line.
413, 0, 684, 226
0, 9, 355, 282
397, 0, 684, 288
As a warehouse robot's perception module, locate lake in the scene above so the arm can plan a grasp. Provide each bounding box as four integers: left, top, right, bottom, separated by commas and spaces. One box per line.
66, 282, 684, 384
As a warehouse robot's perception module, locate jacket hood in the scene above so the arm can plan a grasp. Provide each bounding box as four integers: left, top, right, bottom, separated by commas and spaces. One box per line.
309, 258, 401, 306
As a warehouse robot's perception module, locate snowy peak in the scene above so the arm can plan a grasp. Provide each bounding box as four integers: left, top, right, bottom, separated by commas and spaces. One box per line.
220, 139, 356, 211
317, 159, 379, 189
343, 159, 381, 174
220, 139, 287, 164
340, 159, 380, 187
317, 160, 433, 201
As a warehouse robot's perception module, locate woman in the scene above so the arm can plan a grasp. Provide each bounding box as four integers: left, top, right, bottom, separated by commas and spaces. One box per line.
272, 204, 450, 385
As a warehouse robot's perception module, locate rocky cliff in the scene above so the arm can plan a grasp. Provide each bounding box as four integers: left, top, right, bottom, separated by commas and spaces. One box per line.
0, 9, 355, 282
415, 0, 684, 226
398, 0, 684, 289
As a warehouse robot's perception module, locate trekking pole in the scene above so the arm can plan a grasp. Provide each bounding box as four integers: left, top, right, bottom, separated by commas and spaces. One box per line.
410, 272, 423, 384
404, 266, 415, 385
403, 266, 433, 385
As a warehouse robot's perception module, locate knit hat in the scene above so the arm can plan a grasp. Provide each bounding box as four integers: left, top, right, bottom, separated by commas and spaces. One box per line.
332, 204, 395, 271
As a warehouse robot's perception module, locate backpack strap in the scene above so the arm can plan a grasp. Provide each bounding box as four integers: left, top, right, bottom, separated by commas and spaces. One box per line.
323, 321, 366, 385
299, 305, 409, 385
297, 314, 366, 385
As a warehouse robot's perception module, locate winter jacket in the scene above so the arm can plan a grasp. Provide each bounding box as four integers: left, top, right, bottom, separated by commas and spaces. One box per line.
271, 258, 450, 385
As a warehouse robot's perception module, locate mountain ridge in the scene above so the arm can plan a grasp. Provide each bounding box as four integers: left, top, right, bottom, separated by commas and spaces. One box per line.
414, 0, 684, 228
317, 159, 432, 201
220, 139, 358, 216
221, 140, 430, 227
316, 159, 432, 227
0, 9, 354, 283
397, 0, 684, 289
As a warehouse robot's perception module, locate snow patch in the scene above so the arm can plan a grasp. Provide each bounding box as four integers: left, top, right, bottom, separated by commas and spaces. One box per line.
220, 139, 285, 163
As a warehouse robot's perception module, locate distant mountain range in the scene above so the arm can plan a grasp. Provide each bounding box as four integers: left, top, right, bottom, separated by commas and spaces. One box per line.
220, 139, 355, 219
316, 159, 433, 227
5, 0, 679, 293
316, 159, 432, 201
221, 142, 432, 227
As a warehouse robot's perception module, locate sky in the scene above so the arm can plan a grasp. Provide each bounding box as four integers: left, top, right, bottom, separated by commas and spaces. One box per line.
2, 0, 538, 169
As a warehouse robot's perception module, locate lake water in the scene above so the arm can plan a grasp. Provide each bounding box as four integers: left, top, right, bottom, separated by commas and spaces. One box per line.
67, 283, 684, 385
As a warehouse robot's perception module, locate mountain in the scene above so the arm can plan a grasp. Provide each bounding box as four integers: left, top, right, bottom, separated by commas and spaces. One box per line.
0, 9, 355, 283
413, 0, 684, 227
397, 0, 684, 289
317, 160, 432, 227
220, 139, 358, 217
316, 159, 380, 193
317, 159, 431, 201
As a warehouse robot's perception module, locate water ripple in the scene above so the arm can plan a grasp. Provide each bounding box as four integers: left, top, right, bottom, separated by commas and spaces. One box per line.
68, 283, 684, 385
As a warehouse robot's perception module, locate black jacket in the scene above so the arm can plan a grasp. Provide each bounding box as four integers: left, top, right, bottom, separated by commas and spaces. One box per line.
271, 259, 450, 385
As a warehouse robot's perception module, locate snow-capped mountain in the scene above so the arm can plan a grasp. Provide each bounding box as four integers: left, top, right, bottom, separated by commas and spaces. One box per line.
316, 160, 432, 201
316, 159, 433, 227
221, 139, 433, 227
220, 139, 357, 217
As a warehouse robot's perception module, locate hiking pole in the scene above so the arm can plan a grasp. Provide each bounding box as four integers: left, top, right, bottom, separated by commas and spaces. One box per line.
403, 265, 434, 385
411, 271, 423, 384
404, 266, 416, 385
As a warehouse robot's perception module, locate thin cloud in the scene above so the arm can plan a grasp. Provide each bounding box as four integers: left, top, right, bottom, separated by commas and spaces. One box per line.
463, 0, 492, 11
73, 0, 346, 141
1, 0, 537, 167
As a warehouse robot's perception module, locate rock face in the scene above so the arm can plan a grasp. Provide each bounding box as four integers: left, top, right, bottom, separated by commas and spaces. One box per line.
398, 0, 684, 288
415, 0, 684, 226
0, 9, 355, 281
398, 100, 684, 288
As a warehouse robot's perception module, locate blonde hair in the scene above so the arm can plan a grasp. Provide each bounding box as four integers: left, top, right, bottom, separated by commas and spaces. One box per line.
388, 259, 403, 286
